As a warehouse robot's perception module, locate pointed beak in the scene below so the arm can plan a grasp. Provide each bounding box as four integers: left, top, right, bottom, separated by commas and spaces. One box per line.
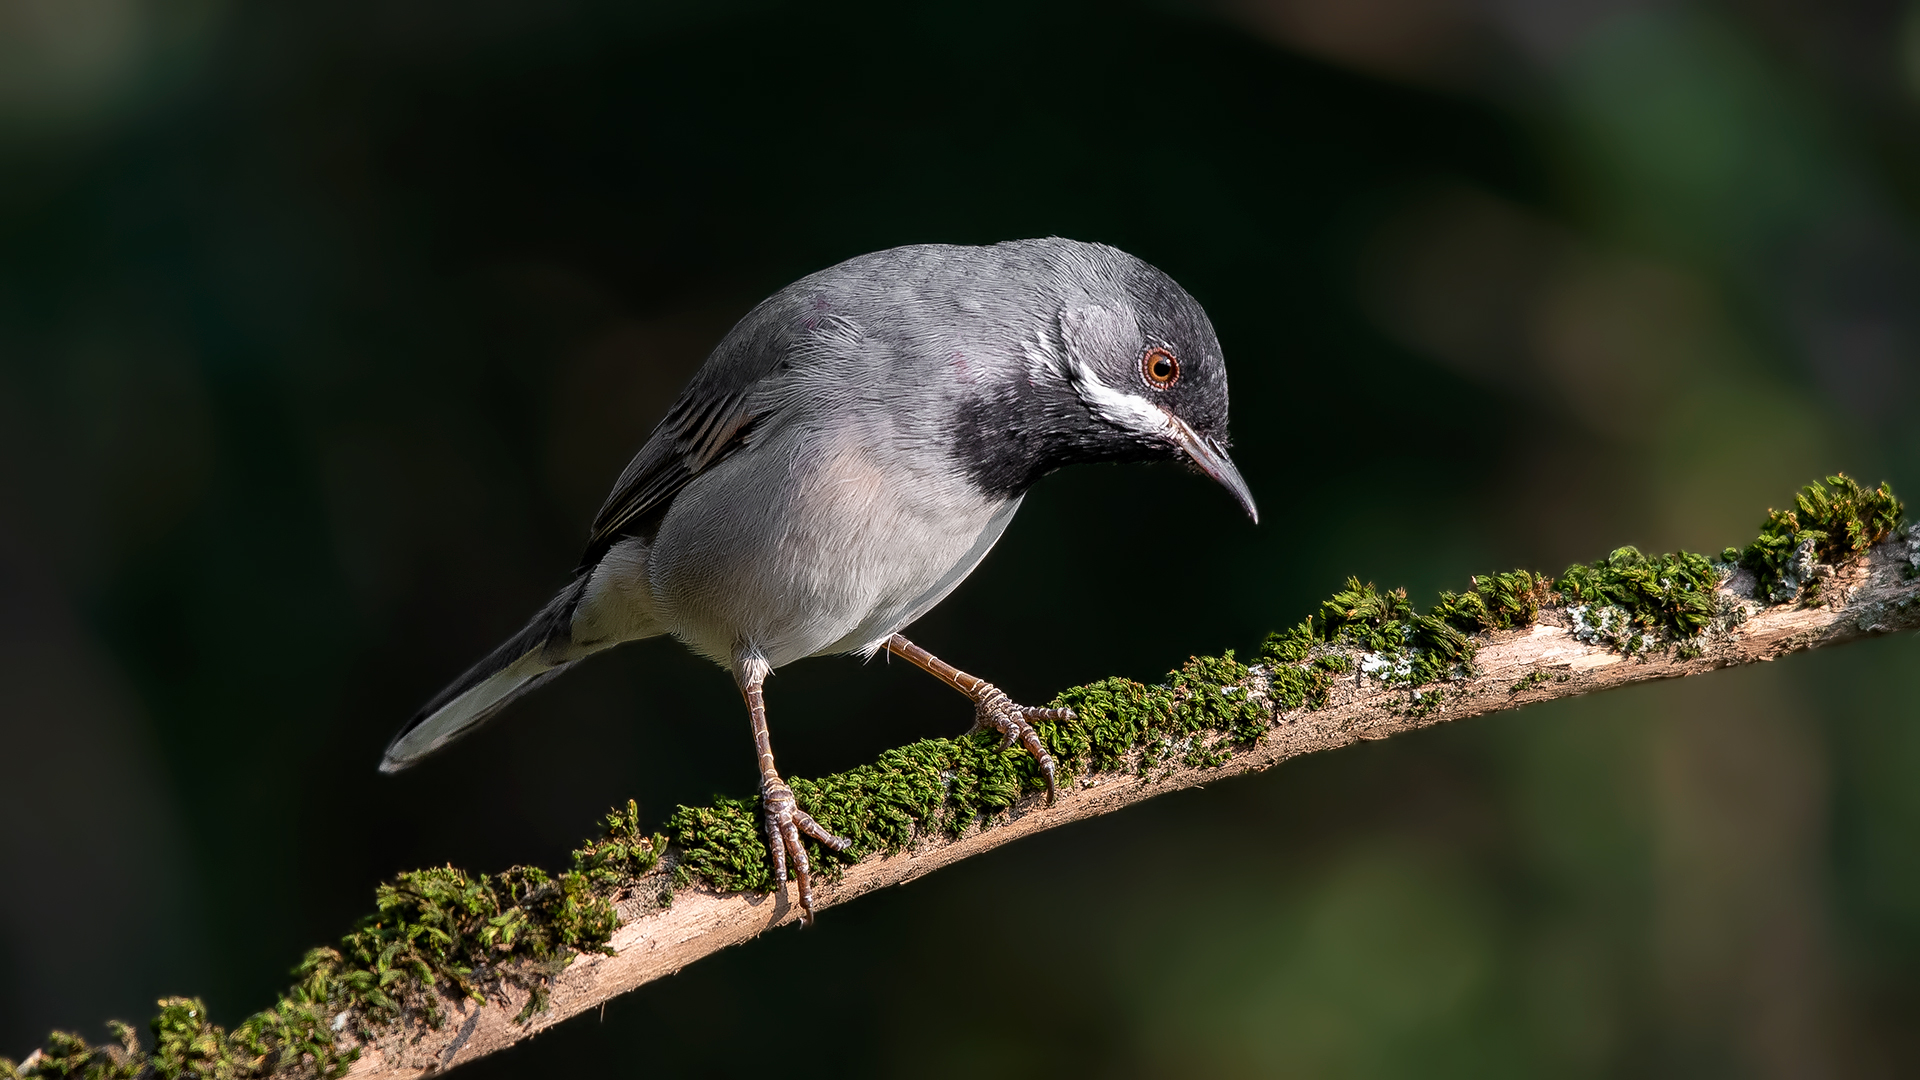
1169, 417, 1258, 524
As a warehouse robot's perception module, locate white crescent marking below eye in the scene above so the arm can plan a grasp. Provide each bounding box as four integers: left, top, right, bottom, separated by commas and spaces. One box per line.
1069, 360, 1175, 438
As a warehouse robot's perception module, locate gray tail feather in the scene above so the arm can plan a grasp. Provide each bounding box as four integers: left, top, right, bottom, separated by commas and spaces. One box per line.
380, 577, 588, 772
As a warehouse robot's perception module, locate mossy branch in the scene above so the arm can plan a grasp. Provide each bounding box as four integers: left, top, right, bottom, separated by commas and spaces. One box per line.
8, 475, 1918, 1079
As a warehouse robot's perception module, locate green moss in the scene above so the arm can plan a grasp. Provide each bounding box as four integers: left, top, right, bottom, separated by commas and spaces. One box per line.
1316, 578, 1417, 648
1259, 620, 1315, 664
573, 800, 669, 891
1434, 569, 1550, 633
1171, 652, 1267, 745
1257, 620, 1353, 710
661, 652, 1271, 889
1558, 546, 1719, 645
663, 729, 1047, 892
0, 1026, 141, 1080
1739, 474, 1903, 602
1, 992, 355, 1080
330, 863, 619, 1027
1257, 570, 1550, 691
1307, 654, 1351, 702
664, 798, 770, 893
1510, 670, 1551, 694
1048, 677, 1169, 775
1, 809, 661, 1080
7, 473, 1906, 1080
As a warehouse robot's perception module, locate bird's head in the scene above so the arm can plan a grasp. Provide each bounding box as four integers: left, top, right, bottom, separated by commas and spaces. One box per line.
1043, 255, 1257, 524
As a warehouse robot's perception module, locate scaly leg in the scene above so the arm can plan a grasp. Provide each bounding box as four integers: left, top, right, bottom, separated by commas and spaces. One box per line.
885, 634, 1072, 804
735, 654, 850, 922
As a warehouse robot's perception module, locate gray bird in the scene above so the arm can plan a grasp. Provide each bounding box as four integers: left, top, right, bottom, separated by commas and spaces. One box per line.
381, 238, 1257, 917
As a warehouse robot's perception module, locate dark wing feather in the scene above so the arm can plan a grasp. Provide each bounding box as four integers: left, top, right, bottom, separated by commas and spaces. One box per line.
577, 392, 760, 568
576, 306, 798, 570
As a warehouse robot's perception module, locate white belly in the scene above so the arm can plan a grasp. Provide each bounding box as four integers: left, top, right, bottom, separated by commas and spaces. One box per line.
645, 422, 1020, 669
816, 492, 1022, 657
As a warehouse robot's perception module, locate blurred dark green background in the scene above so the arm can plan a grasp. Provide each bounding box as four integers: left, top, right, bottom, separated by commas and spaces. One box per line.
6, 0, 1920, 1074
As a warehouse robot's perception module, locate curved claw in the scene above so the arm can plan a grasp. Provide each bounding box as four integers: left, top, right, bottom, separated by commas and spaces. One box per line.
761, 779, 851, 923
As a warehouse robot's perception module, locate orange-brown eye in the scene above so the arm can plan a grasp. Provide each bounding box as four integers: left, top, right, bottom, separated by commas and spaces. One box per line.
1143, 347, 1180, 388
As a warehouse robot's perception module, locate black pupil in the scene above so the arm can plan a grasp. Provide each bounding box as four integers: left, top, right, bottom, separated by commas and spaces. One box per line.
1152, 356, 1173, 380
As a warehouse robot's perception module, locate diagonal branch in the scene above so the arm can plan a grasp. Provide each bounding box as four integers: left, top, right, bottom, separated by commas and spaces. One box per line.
343, 526, 1920, 1077
8, 477, 1916, 1080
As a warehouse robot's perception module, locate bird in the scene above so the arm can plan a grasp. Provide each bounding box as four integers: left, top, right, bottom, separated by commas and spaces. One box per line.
380, 238, 1258, 918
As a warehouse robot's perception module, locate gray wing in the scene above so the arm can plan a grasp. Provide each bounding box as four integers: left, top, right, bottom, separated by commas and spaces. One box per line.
576, 301, 799, 570
581, 246, 962, 570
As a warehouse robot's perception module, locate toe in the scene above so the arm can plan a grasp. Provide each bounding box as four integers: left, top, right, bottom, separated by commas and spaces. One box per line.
763, 814, 790, 885
793, 807, 852, 853
786, 827, 816, 918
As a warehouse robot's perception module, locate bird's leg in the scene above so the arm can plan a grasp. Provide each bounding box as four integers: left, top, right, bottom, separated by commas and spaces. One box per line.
735, 655, 850, 922
884, 634, 1071, 804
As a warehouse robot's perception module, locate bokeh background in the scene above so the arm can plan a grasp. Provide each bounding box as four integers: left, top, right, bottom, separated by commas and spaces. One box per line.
5, 0, 1920, 1074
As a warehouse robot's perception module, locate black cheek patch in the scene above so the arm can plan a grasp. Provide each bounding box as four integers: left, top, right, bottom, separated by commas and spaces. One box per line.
949, 392, 1177, 500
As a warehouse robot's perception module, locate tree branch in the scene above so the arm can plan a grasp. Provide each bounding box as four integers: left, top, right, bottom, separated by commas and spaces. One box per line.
9, 478, 1916, 1080
343, 528, 1920, 1077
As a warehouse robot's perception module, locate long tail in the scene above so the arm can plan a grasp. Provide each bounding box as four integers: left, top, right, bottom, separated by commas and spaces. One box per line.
380, 578, 589, 773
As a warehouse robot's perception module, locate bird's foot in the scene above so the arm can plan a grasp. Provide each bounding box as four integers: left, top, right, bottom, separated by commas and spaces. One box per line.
971, 686, 1072, 805
761, 777, 851, 922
